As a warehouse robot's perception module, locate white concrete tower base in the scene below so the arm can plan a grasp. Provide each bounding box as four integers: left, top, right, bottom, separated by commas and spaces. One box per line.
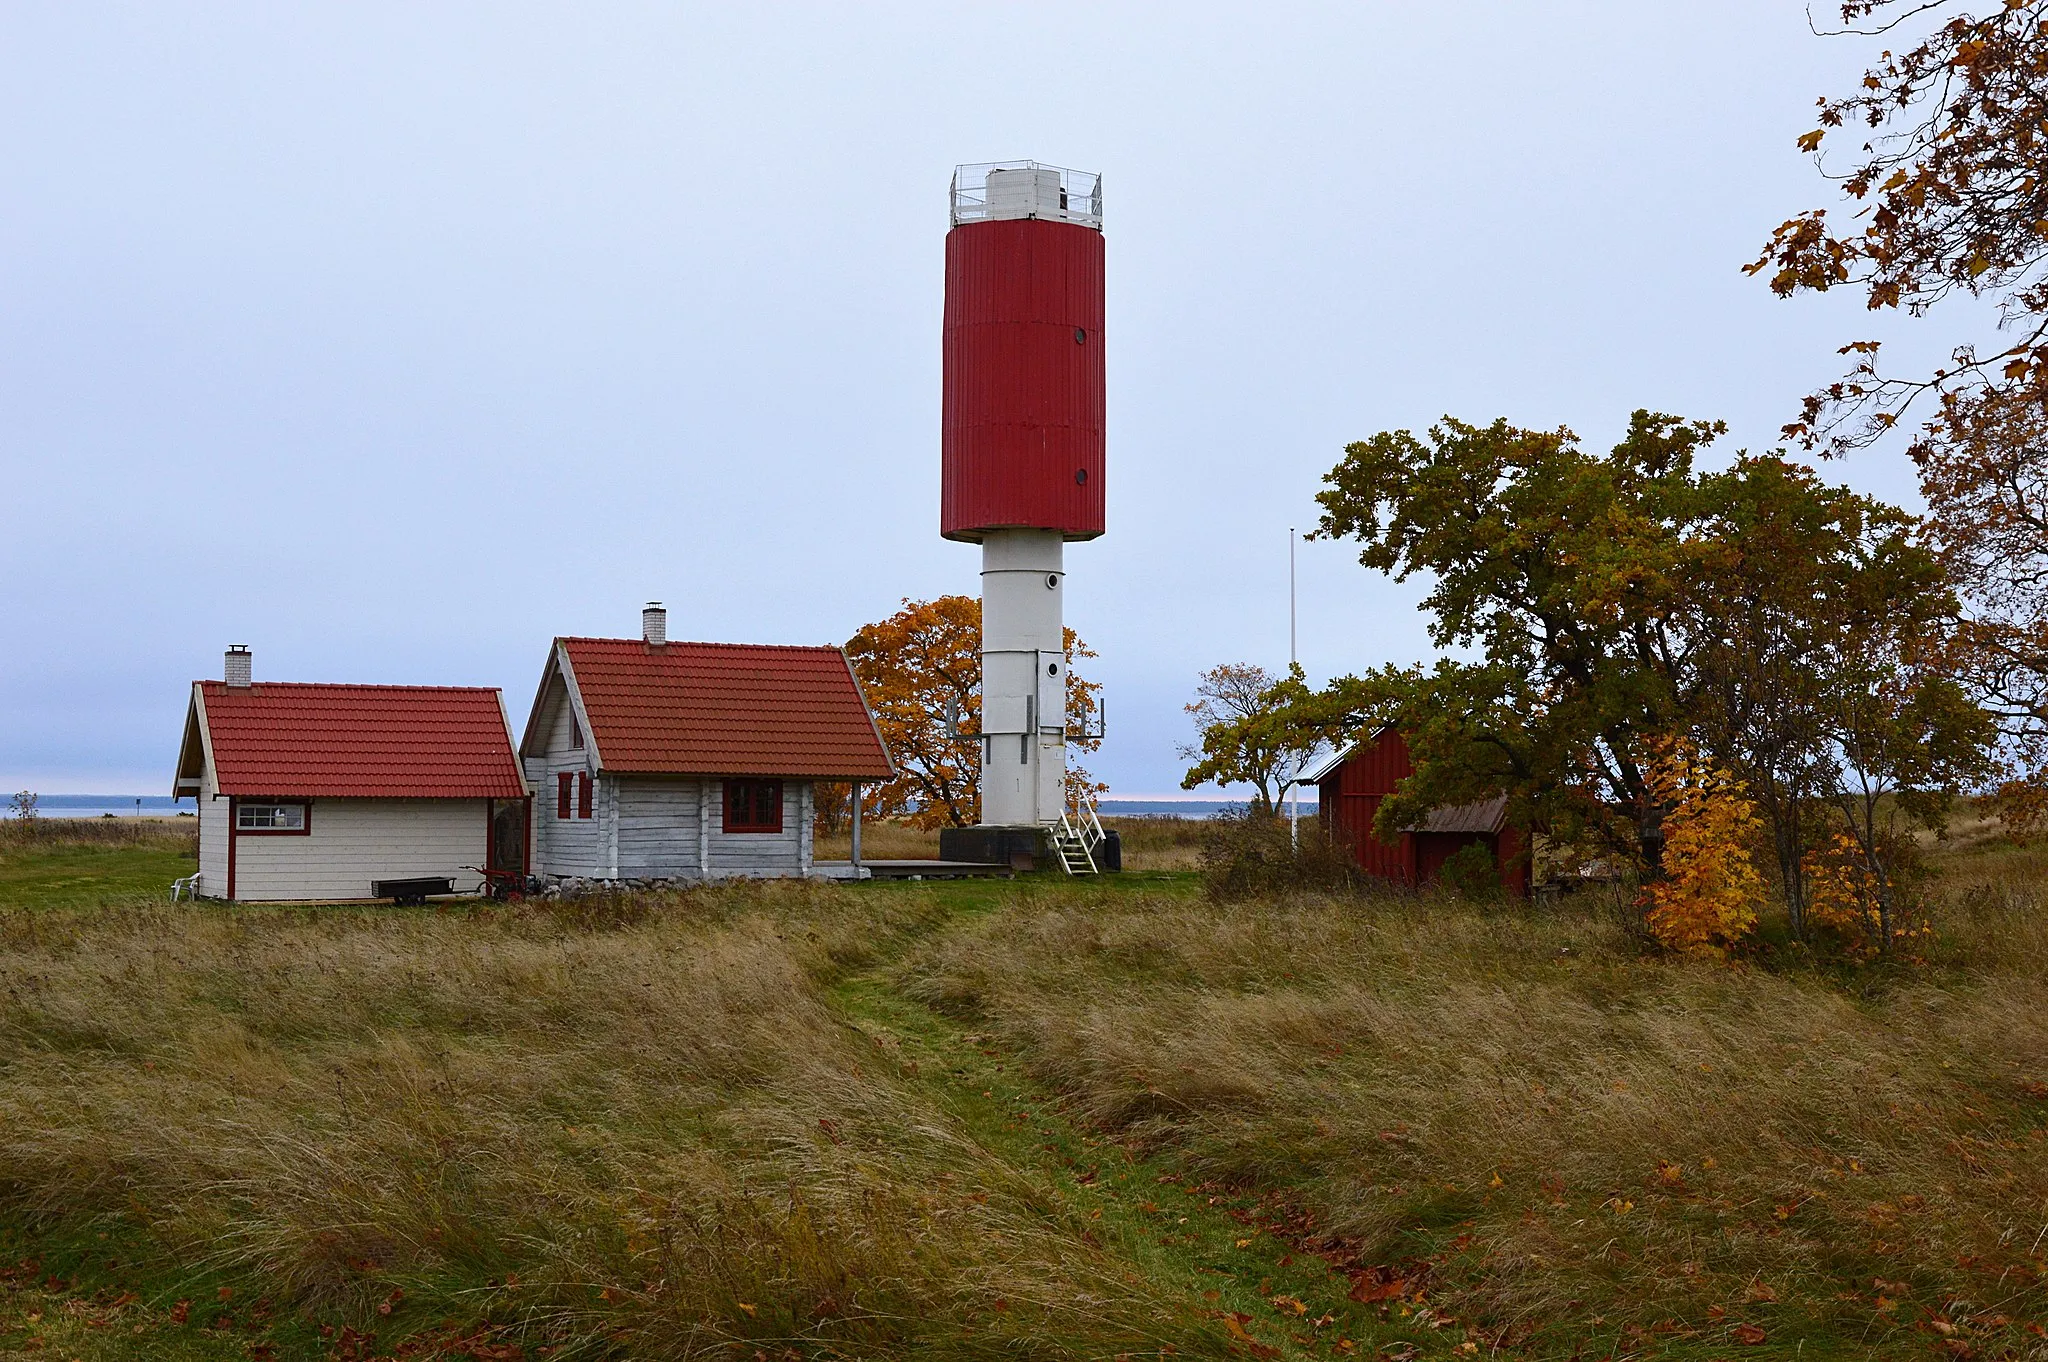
978, 528, 1068, 826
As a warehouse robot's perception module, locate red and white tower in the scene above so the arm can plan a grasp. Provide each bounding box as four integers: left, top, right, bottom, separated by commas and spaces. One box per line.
941, 162, 1104, 831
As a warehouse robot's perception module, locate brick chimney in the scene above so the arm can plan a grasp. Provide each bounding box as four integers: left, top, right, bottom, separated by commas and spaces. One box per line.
641, 602, 667, 647
225, 645, 252, 688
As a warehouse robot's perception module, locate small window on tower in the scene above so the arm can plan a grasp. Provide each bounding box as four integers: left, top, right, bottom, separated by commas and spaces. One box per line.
569, 713, 583, 749
723, 779, 783, 833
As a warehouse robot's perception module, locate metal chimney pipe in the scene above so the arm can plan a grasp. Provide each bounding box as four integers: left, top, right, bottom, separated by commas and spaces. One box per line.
642, 602, 667, 647
224, 645, 252, 688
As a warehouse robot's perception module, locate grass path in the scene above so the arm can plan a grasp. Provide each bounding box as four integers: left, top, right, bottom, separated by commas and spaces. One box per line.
821, 879, 1437, 1362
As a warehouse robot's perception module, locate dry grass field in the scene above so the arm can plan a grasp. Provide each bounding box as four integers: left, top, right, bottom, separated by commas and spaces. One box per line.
810, 818, 939, 861
0, 817, 2044, 1359
901, 845, 2048, 1359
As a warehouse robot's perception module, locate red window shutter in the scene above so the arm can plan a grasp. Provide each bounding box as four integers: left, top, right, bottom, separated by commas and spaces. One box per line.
577, 771, 593, 819
556, 773, 572, 820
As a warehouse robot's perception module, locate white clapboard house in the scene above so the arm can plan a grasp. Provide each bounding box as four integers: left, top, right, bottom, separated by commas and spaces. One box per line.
520, 605, 894, 884
171, 647, 530, 901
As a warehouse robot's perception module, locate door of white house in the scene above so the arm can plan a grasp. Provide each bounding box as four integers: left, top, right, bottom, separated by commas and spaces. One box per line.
488, 798, 529, 879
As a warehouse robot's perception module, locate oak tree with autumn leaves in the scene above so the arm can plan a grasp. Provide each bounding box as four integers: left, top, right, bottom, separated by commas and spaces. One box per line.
1269, 2, 2038, 949
839, 595, 1103, 830
1300, 409, 1993, 952
1305, 411, 1745, 876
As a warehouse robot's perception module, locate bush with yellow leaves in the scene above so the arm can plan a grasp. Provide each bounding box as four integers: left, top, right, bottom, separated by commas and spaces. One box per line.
1804, 828, 1935, 962
1638, 737, 1765, 958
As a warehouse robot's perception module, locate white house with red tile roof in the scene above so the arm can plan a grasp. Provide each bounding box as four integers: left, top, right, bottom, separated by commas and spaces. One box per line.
172, 646, 529, 901
519, 604, 893, 884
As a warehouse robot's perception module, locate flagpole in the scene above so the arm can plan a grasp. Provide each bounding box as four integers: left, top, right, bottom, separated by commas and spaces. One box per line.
1289, 527, 1300, 849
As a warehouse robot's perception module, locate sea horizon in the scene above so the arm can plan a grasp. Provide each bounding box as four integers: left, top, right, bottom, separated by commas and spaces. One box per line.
10, 793, 1312, 821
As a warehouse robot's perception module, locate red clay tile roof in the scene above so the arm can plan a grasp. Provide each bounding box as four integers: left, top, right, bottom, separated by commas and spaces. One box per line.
556, 638, 892, 779
198, 682, 525, 798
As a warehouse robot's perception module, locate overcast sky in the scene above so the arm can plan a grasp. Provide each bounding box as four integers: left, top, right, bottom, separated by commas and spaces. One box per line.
2, 3, 1942, 797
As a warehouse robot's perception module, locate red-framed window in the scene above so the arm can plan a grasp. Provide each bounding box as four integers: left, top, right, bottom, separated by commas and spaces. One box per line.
723, 778, 783, 833
556, 773, 574, 820
577, 771, 594, 819
235, 800, 312, 835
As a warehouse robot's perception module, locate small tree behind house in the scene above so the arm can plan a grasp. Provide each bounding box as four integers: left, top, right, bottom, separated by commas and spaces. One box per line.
1179, 663, 1324, 815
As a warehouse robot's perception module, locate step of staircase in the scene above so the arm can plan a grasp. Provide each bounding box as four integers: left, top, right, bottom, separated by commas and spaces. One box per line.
1051, 832, 1097, 876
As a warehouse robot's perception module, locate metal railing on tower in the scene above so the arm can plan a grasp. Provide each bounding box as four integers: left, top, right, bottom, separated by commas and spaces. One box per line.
949, 161, 1104, 229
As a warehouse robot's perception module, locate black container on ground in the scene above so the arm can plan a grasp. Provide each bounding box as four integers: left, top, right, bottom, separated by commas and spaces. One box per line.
938, 825, 1122, 873
939, 824, 1046, 870
1096, 828, 1122, 872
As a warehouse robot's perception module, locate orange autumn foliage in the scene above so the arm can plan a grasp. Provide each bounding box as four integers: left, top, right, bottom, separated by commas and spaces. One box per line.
844, 595, 982, 829
1805, 833, 1884, 961
1803, 830, 1936, 963
1637, 738, 1765, 959
843, 595, 1103, 830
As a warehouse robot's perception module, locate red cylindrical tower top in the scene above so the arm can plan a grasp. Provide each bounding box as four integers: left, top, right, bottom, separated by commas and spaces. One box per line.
941, 163, 1104, 543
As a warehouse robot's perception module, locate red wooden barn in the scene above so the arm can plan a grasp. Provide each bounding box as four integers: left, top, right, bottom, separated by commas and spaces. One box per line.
1307, 730, 1531, 897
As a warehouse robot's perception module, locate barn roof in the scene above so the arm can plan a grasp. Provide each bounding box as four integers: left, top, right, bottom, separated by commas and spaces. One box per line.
1412, 796, 1510, 835
533, 638, 893, 780
182, 682, 526, 799
1300, 741, 1360, 785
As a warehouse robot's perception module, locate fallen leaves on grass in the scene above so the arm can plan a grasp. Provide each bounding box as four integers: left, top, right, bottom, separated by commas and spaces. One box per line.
1220, 1312, 1280, 1358
1348, 1267, 1417, 1304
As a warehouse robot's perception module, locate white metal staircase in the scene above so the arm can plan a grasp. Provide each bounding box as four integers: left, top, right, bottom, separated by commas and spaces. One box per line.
1050, 798, 1107, 876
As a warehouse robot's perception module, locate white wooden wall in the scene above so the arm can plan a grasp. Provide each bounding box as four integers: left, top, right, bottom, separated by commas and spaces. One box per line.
231, 798, 489, 901
618, 776, 701, 877
527, 677, 603, 877
196, 768, 229, 897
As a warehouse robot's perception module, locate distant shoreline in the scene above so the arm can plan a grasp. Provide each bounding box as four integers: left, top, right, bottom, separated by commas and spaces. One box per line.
10, 795, 190, 820
1098, 799, 1317, 819
10, 795, 1314, 821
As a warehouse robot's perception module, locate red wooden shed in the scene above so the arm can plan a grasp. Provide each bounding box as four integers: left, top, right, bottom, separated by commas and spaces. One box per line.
1308, 730, 1531, 897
